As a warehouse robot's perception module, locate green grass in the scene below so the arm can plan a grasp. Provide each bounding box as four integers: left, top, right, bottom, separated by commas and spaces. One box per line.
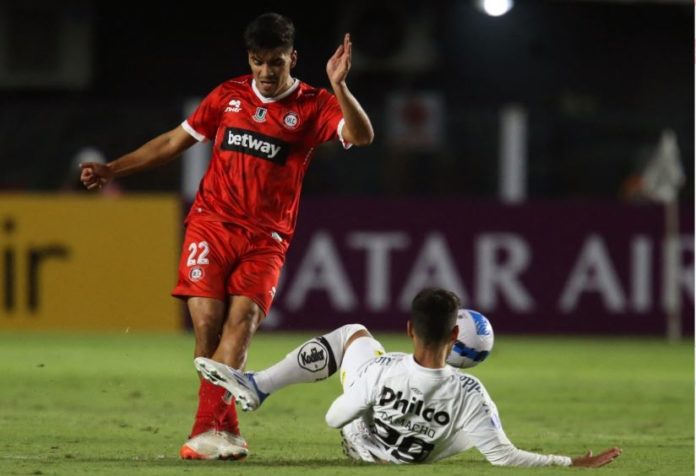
0, 331, 692, 475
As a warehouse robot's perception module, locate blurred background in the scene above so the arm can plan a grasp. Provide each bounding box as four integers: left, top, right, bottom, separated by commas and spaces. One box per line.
0, 0, 693, 337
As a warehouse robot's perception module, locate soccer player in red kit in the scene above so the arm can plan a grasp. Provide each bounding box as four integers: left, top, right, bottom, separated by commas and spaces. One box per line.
80, 13, 374, 460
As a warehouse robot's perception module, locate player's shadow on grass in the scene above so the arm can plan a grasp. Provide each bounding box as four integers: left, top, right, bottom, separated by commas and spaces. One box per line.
198, 456, 490, 468
252, 460, 489, 468
217, 457, 364, 467
49, 457, 360, 467
47, 455, 489, 468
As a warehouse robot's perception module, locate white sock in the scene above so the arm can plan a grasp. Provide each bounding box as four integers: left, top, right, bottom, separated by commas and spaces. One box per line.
253, 324, 367, 395
339, 336, 386, 391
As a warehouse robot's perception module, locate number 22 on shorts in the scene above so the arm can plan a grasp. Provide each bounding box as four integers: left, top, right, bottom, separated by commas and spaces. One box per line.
186, 241, 210, 266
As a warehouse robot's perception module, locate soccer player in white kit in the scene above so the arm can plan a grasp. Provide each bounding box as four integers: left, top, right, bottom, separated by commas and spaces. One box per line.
195, 288, 622, 467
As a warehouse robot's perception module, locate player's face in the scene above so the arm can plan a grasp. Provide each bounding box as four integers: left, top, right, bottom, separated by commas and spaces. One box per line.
248, 48, 297, 98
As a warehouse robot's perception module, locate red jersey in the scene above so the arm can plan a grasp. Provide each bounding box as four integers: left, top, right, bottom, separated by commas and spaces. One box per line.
182, 74, 348, 241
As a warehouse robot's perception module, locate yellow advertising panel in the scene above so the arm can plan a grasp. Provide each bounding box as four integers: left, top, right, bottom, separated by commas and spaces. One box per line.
0, 195, 181, 331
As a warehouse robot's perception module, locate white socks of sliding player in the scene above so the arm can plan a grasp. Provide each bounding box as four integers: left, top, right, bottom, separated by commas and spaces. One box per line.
252, 324, 367, 395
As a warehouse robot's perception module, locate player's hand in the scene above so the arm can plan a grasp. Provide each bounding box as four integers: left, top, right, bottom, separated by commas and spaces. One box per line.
326, 33, 352, 86
571, 447, 622, 467
80, 162, 114, 191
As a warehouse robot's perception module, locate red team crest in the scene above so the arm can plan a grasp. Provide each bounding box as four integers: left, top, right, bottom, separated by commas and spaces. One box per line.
283, 111, 300, 129
189, 266, 204, 282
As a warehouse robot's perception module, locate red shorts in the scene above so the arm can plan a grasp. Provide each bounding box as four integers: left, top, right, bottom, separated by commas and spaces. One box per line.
171, 218, 288, 316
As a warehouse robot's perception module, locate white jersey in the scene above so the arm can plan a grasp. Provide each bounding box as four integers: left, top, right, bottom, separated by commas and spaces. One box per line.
326, 352, 572, 466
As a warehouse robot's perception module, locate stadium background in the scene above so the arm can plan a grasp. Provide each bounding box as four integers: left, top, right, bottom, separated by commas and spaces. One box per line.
0, 0, 691, 335
0, 0, 693, 474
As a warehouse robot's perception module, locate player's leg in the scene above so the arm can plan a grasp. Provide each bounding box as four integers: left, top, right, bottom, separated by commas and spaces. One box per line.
202, 237, 280, 437
215, 232, 285, 372
252, 323, 370, 391
338, 333, 386, 391
195, 295, 264, 426
182, 305, 250, 460
186, 296, 230, 438
196, 324, 381, 410
194, 295, 268, 411
194, 236, 284, 410
189, 297, 226, 358
173, 220, 247, 460
211, 295, 264, 368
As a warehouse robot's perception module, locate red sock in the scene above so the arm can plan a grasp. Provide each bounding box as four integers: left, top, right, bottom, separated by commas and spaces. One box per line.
189, 379, 226, 438
215, 394, 239, 435
225, 398, 240, 435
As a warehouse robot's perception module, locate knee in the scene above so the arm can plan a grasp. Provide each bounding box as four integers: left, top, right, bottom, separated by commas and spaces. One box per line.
191, 309, 223, 335
331, 324, 371, 358
342, 324, 370, 342
229, 304, 263, 332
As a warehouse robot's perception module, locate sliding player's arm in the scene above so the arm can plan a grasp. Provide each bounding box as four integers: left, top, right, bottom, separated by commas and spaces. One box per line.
325, 392, 369, 428
570, 448, 623, 468
325, 362, 378, 428
461, 383, 621, 467
80, 125, 197, 190
478, 436, 621, 468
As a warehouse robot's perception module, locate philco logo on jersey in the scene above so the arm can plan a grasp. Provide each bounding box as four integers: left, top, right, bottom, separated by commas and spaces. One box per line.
297, 341, 327, 372
379, 386, 451, 425
221, 127, 289, 165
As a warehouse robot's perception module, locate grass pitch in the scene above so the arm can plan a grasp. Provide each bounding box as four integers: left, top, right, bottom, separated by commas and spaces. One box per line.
0, 331, 692, 475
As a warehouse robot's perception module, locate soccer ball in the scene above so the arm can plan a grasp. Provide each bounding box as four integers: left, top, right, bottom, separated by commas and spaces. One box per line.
447, 309, 494, 369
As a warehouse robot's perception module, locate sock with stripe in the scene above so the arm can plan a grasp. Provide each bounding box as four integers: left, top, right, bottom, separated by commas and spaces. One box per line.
252, 324, 367, 395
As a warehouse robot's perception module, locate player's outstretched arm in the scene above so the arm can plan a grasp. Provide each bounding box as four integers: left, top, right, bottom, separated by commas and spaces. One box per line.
80, 125, 197, 190
571, 448, 622, 468
462, 381, 622, 468
326, 33, 374, 146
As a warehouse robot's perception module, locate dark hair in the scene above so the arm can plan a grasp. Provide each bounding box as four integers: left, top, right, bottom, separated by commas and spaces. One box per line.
410, 288, 460, 346
244, 13, 295, 52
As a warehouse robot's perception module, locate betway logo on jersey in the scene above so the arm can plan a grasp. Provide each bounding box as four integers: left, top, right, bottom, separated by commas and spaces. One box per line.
379, 386, 451, 425
221, 128, 289, 165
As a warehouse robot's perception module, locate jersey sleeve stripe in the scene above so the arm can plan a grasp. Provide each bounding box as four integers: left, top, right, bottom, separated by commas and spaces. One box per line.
181, 120, 208, 142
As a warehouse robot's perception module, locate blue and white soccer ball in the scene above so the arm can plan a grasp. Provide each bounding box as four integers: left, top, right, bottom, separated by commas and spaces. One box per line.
447, 309, 494, 369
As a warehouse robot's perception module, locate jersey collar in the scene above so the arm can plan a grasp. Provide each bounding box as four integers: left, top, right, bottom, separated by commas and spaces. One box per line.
252, 78, 300, 104
407, 354, 452, 378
